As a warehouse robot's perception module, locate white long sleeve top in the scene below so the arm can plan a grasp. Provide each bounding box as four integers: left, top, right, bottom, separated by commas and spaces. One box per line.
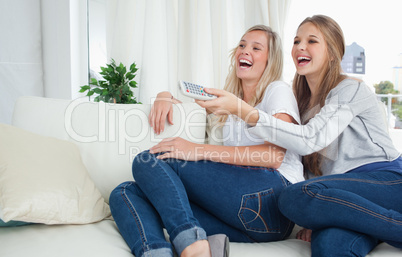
223, 81, 304, 183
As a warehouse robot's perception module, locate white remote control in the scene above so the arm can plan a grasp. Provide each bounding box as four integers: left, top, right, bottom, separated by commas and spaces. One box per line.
178, 80, 217, 100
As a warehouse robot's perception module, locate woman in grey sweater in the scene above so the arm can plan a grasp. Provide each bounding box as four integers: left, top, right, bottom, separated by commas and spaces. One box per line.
199, 15, 402, 257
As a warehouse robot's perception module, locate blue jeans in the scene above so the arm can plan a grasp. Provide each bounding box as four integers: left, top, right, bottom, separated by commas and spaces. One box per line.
110, 150, 294, 257
278, 163, 402, 257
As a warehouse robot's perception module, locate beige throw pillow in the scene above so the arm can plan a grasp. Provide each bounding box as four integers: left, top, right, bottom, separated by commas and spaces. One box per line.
0, 123, 111, 224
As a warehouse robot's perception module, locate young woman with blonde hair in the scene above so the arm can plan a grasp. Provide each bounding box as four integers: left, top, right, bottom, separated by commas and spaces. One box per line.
109, 25, 304, 257
205, 15, 402, 256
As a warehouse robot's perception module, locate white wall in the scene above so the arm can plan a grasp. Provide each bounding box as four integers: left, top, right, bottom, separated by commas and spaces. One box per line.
0, 0, 89, 124
0, 0, 44, 124
88, 0, 107, 73
41, 0, 89, 100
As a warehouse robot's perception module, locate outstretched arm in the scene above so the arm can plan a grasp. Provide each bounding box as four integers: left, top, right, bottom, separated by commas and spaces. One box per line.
149, 112, 296, 169
195, 88, 260, 125
199, 83, 373, 156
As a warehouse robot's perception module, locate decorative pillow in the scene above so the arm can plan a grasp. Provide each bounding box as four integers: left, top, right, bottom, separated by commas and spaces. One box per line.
0, 123, 111, 224
0, 218, 30, 227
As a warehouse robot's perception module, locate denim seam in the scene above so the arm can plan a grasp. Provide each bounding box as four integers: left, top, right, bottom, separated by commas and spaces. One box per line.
226, 163, 276, 171
303, 177, 402, 189
302, 178, 402, 226
154, 157, 194, 226
277, 171, 291, 187
170, 223, 203, 242
238, 189, 281, 233
278, 175, 293, 239
171, 226, 207, 256
281, 219, 294, 240
349, 233, 368, 257
119, 182, 149, 254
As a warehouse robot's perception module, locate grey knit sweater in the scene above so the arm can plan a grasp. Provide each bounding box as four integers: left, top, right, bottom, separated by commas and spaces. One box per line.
248, 79, 401, 176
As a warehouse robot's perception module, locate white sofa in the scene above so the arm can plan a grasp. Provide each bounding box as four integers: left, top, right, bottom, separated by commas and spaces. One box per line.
1, 96, 401, 257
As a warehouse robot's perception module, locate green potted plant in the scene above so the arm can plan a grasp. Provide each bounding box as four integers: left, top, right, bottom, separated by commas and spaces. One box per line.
80, 59, 141, 104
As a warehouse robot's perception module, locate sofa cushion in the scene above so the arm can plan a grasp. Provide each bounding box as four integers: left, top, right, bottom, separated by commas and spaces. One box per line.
12, 97, 207, 202
0, 220, 400, 257
0, 123, 111, 224
0, 220, 134, 257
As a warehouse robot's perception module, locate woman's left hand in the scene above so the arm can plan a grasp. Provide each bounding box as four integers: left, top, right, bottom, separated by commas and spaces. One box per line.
149, 137, 204, 161
195, 88, 241, 116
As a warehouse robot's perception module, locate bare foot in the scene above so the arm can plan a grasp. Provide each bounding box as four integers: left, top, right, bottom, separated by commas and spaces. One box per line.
181, 239, 211, 257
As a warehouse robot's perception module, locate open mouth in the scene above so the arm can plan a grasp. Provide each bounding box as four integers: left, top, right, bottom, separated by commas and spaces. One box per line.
297, 56, 311, 65
239, 59, 253, 68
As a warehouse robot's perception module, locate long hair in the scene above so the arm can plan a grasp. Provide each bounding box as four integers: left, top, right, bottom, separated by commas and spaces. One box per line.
293, 15, 347, 176
218, 25, 283, 123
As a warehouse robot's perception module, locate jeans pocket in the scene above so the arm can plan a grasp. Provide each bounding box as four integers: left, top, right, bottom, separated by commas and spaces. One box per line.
238, 188, 280, 233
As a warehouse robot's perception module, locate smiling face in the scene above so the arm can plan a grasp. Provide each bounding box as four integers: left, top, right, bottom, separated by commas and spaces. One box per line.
292, 22, 329, 84
235, 30, 269, 86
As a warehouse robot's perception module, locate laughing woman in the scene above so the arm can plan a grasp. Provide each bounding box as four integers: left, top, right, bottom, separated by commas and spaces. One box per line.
203, 15, 402, 257
109, 25, 304, 257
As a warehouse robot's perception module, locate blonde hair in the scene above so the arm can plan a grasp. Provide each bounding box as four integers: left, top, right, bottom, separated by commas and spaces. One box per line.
293, 15, 347, 176
218, 25, 283, 123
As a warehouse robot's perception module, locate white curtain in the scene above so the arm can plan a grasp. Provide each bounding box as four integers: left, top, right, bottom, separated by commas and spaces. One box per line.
106, 0, 291, 104
0, 0, 44, 124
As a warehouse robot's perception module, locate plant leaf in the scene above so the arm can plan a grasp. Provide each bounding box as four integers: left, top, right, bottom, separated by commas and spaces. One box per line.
93, 88, 102, 94
79, 85, 90, 92
126, 72, 135, 80
80, 58, 140, 104
130, 63, 138, 72
129, 81, 137, 88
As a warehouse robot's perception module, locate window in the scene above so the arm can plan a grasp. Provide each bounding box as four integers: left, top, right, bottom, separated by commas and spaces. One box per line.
283, 0, 402, 88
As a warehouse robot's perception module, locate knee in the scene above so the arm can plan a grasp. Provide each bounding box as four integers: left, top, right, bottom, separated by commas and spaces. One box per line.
132, 150, 157, 178
109, 182, 130, 212
278, 180, 327, 216
312, 228, 344, 256
311, 228, 378, 257
109, 182, 143, 212
278, 183, 305, 218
